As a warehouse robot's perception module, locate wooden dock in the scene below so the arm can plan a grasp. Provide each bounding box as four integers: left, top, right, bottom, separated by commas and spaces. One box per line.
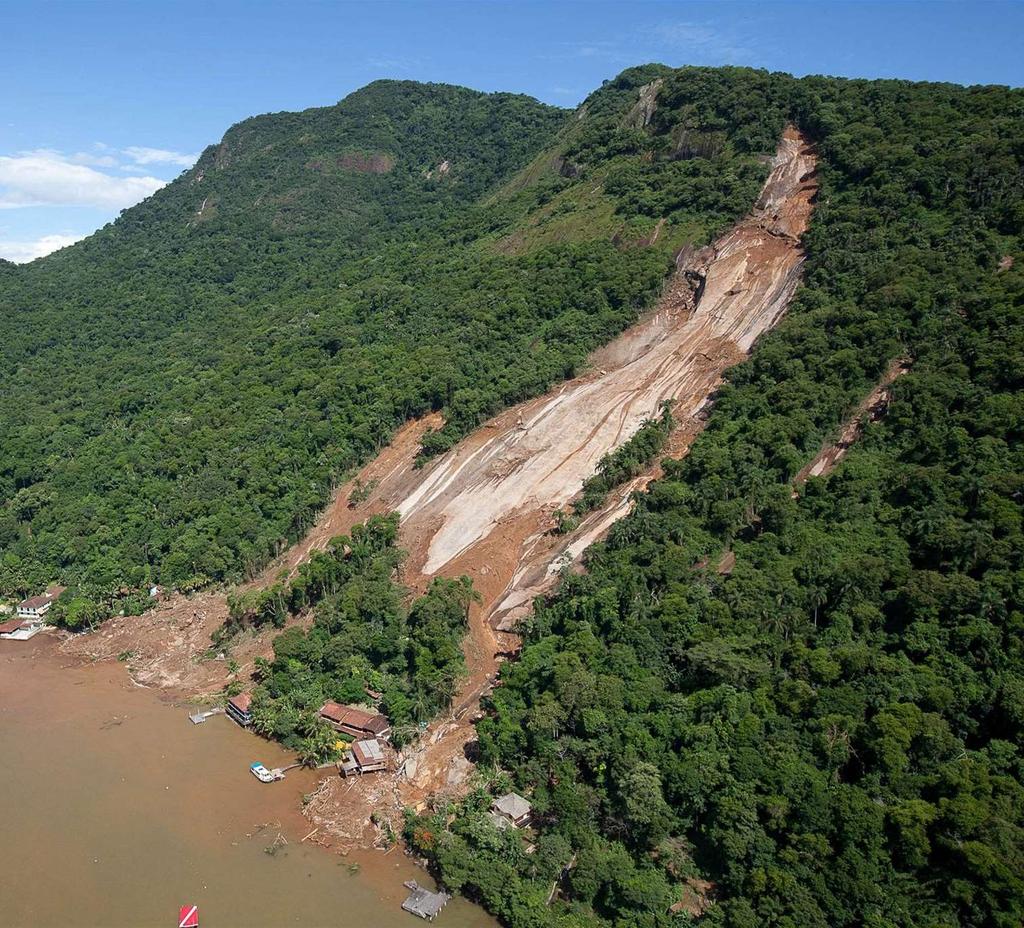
188, 708, 224, 724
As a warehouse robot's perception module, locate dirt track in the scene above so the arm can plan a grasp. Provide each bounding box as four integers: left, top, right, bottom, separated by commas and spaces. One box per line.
65, 126, 818, 834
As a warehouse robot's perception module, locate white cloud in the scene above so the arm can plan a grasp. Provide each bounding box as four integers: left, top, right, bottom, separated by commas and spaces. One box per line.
122, 146, 199, 167
0, 149, 166, 209
0, 232, 85, 263
645, 21, 751, 62
66, 150, 120, 168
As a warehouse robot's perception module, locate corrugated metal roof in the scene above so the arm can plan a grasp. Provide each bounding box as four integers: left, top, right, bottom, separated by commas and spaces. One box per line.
493, 792, 531, 819
352, 739, 385, 765
402, 882, 450, 919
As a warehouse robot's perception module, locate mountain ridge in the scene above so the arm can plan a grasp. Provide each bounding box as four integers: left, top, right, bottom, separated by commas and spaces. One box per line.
1, 61, 1022, 928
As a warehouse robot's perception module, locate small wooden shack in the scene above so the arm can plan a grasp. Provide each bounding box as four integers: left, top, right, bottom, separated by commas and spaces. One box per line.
339, 738, 387, 777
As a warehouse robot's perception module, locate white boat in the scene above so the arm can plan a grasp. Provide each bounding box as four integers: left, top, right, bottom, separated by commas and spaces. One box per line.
250, 762, 277, 783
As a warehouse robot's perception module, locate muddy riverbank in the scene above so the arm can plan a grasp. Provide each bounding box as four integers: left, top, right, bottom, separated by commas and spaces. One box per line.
0, 634, 492, 928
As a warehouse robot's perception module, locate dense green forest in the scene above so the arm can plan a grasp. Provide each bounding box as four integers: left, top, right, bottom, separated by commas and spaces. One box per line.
574, 402, 675, 517
406, 69, 1024, 928
0, 70, 768, 607
227, 514, 474, 760
2, 62, 1022, 927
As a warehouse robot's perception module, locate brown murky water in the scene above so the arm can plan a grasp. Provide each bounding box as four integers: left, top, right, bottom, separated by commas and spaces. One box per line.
0, 636, 492, 928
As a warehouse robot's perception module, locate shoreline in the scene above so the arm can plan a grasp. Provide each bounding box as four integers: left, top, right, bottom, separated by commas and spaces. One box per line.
0, 631, 479, 928
23, 632, 411, 855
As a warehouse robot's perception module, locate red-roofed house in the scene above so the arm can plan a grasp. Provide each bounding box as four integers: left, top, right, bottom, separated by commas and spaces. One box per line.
17, 585, 65, 621
0, 612, 47, 640
226, 693, 253, 727
319, 701, 390, 741
0, 616, 26, 636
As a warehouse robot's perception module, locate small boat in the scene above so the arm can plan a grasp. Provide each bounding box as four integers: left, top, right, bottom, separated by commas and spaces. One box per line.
178, 903, 199, 927
250, 762, 276, 783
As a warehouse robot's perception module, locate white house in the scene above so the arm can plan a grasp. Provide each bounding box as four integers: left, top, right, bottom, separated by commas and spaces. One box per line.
16, 586, 65, 620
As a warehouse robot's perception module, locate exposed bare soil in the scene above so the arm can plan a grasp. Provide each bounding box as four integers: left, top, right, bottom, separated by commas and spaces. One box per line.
65, 127, 818, 846
307, 126, 819, 830
794, 357, 910, 487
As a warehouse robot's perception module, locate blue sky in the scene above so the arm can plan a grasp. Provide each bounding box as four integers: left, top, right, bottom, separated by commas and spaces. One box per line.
2, 0, 1021, 261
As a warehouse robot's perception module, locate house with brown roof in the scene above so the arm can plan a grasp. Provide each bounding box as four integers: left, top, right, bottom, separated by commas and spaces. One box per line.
0, 614, 45, 640
1, 601, 51, 640
16, 585, 65, 620
319, 701, 390, 741
0, 617, 21, 635
226, 693, 253, 727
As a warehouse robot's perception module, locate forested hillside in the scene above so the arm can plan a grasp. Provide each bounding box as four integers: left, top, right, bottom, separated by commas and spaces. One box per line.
231, 513, 476, 760
2, 62, 1022, 927
0, 68, 768, 608
407, 71, 1024, 928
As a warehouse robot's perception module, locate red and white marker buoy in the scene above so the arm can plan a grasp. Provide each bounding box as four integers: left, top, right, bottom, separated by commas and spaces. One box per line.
178, 904, 199, 928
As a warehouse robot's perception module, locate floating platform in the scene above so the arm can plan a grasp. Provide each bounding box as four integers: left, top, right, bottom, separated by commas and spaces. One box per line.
402, 881, 451, 920
188, 708, 224, 724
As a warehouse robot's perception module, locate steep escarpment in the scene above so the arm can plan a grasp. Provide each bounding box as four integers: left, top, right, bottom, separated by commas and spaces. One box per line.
338, 127, 815, 627
485, 126, 817, 628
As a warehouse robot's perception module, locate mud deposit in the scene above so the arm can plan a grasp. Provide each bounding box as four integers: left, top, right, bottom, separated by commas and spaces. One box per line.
0, 636, 491, 928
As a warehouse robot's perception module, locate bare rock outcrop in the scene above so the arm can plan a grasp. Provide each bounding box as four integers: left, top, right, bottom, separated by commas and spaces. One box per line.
624, 78, 664, 129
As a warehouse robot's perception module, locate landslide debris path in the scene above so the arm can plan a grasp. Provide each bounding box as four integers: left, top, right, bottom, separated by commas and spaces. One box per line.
66, 127, 818, 831
303, 125, 818, 806
794, 357, 910, 487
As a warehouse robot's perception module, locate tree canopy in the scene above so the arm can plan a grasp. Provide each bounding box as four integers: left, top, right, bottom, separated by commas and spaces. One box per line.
0, 72, 759, 603
2, 63, 1022, 926
407, 66, 1024, 928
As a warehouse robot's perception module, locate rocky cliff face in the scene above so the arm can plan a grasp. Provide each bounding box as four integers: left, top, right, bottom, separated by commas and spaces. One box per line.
624, 78, 664, 128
